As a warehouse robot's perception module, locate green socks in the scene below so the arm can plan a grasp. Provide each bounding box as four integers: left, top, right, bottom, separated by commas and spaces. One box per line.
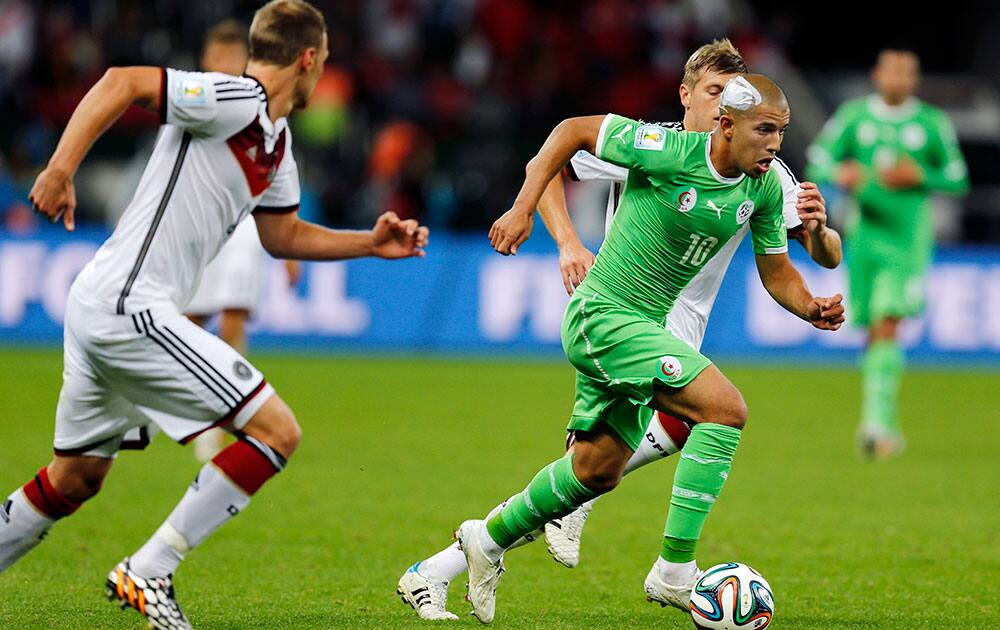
861, 339, 904, 433
486, 452, 599, 549
661, 423, 742, 562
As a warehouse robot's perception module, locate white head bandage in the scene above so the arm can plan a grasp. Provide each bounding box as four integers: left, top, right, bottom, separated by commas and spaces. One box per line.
720, 76, 762, 111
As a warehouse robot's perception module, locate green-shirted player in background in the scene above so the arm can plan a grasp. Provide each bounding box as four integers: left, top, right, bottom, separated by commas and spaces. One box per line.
806, 49, 969, 458
449, 75, 845, 625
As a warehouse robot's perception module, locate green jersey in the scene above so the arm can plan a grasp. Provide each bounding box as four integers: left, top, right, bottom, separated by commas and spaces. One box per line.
805, 95, 969, 248
580, 114, 788, 321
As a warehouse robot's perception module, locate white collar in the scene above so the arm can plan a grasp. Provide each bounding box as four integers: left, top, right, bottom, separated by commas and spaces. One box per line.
705, 134, 744, 185
867, 95, 919, 121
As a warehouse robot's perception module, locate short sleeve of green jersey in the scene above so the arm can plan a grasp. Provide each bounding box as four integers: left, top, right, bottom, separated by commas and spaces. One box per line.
595, 114, 685, 178
749, 174, 788, 255
925, 110, 970, 194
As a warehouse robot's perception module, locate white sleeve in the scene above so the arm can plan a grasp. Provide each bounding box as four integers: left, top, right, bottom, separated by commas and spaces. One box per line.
568, 150, 628, 182
772, 157, 803, 233
160, 69, 259, 139
254, 137, 300, 213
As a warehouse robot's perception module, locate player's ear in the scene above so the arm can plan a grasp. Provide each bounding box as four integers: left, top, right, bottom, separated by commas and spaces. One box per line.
718, 114, 735, 138
299, 47, 316, 73
679, 83, 691, 110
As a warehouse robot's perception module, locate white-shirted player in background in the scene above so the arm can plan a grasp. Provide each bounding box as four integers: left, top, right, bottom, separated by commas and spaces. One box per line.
397, 39, 841, 621
1, 2, 427, 629
185, 20, 302, 463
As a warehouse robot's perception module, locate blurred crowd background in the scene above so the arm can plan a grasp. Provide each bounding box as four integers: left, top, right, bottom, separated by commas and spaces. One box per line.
1, 0, 998, 242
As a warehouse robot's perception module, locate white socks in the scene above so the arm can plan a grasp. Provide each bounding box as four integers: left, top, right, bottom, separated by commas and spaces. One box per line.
0, 489, 54, 573
624, 413, 684, 475
419, 541, 467, 582
656, 556, 698, 584
130, 462, 250, 578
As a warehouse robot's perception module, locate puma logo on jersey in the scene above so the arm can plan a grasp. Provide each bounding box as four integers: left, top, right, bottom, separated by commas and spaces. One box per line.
246, 146, 257, 161
611, 124, 633, 145
707, 200, 726, 219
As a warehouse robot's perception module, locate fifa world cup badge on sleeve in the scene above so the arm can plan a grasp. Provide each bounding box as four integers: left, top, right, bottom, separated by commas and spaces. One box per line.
176, 77, 209, 106
634, 124, 666, 151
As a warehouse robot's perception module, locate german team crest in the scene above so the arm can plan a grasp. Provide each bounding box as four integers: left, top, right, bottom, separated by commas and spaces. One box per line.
658, 356, 683, 382
736, 199, 754, 225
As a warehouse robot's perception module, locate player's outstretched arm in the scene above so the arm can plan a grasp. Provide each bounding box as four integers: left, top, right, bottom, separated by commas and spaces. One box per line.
255, 210, 429, 261
755, 252, 845, 330
795, 182, 842, 269
536, 171, 595, 294
29, 67, 162, 231
489, 115, 604, 256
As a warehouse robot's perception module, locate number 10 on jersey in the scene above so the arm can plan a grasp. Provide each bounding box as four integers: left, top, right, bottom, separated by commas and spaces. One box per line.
679, 234, 718, 266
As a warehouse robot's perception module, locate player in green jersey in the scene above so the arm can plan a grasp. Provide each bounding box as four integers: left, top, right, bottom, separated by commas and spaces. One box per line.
806, 49, 969, 458
451, 75, 844, 624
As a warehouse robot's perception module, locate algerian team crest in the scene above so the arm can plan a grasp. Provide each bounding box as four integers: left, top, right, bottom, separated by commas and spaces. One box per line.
677, 187, 698, 213
634, 124, 666, 151
658, 356, 683, 382
736, 199, 754, 224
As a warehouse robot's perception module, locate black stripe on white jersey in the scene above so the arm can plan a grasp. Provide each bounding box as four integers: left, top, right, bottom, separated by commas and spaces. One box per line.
160, 324, 243, 401
215, 87, 257, 94
217, 95, 261, 102
136, 311, 237, 408
774, 157, 799, 185
117, 133, 192, 314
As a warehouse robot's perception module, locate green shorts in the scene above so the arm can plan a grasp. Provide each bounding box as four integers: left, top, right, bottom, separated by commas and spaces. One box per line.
560, 289, 712, 451
847, 234, 929, 328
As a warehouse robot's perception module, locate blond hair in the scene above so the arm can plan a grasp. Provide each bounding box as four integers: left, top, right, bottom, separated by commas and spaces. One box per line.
249, 0, 326, 66
682, 38, 748, 88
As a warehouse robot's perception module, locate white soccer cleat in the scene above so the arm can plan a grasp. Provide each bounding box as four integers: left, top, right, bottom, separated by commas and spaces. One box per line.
397, 562, 460, 621
544, 501, 592, 568
106, 557, 192, 630
455, 520, 504, 625
857, 424, 906, 460
643, 562, 702, 612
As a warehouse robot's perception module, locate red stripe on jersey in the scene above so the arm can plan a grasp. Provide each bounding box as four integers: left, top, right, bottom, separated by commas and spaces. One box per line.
226, 120, 286, 197
656, 412, 691, 449
179, 380, 269, 445
22, 467, 80, 519
211, 440, 278, 495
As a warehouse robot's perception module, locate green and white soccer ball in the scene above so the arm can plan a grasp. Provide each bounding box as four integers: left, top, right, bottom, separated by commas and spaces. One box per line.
689, 562, 774, 630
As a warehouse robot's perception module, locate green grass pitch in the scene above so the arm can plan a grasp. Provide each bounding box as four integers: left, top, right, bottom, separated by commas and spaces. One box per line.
0, 349, 997, 629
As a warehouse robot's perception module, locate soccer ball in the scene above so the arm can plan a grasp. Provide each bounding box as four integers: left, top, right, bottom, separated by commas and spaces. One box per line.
689, 562, 774, 630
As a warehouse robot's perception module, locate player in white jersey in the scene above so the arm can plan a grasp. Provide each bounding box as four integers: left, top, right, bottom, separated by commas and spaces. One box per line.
183, 19, 303, 463
1, 3, 428, 629
397, 39, 841, 621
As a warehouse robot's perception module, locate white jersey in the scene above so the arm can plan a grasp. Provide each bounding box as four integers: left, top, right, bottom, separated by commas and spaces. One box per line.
567, 123, 804, 349
72, 68, 301, 315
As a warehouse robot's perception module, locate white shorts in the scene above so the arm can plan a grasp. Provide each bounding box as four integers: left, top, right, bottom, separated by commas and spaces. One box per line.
185, 218, 263, 315
54, 295, 275, 458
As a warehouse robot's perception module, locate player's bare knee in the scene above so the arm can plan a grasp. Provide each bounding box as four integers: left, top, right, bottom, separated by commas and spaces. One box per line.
571, 449, 625, 494
242, 395, 301, 459
574, 462, 622, 495
716, 392, 748, 429
48, 457, 111, 503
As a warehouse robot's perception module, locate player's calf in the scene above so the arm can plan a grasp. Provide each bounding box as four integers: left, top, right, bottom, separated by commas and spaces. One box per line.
0, 456, 111, 572
570, 427, 632, 494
